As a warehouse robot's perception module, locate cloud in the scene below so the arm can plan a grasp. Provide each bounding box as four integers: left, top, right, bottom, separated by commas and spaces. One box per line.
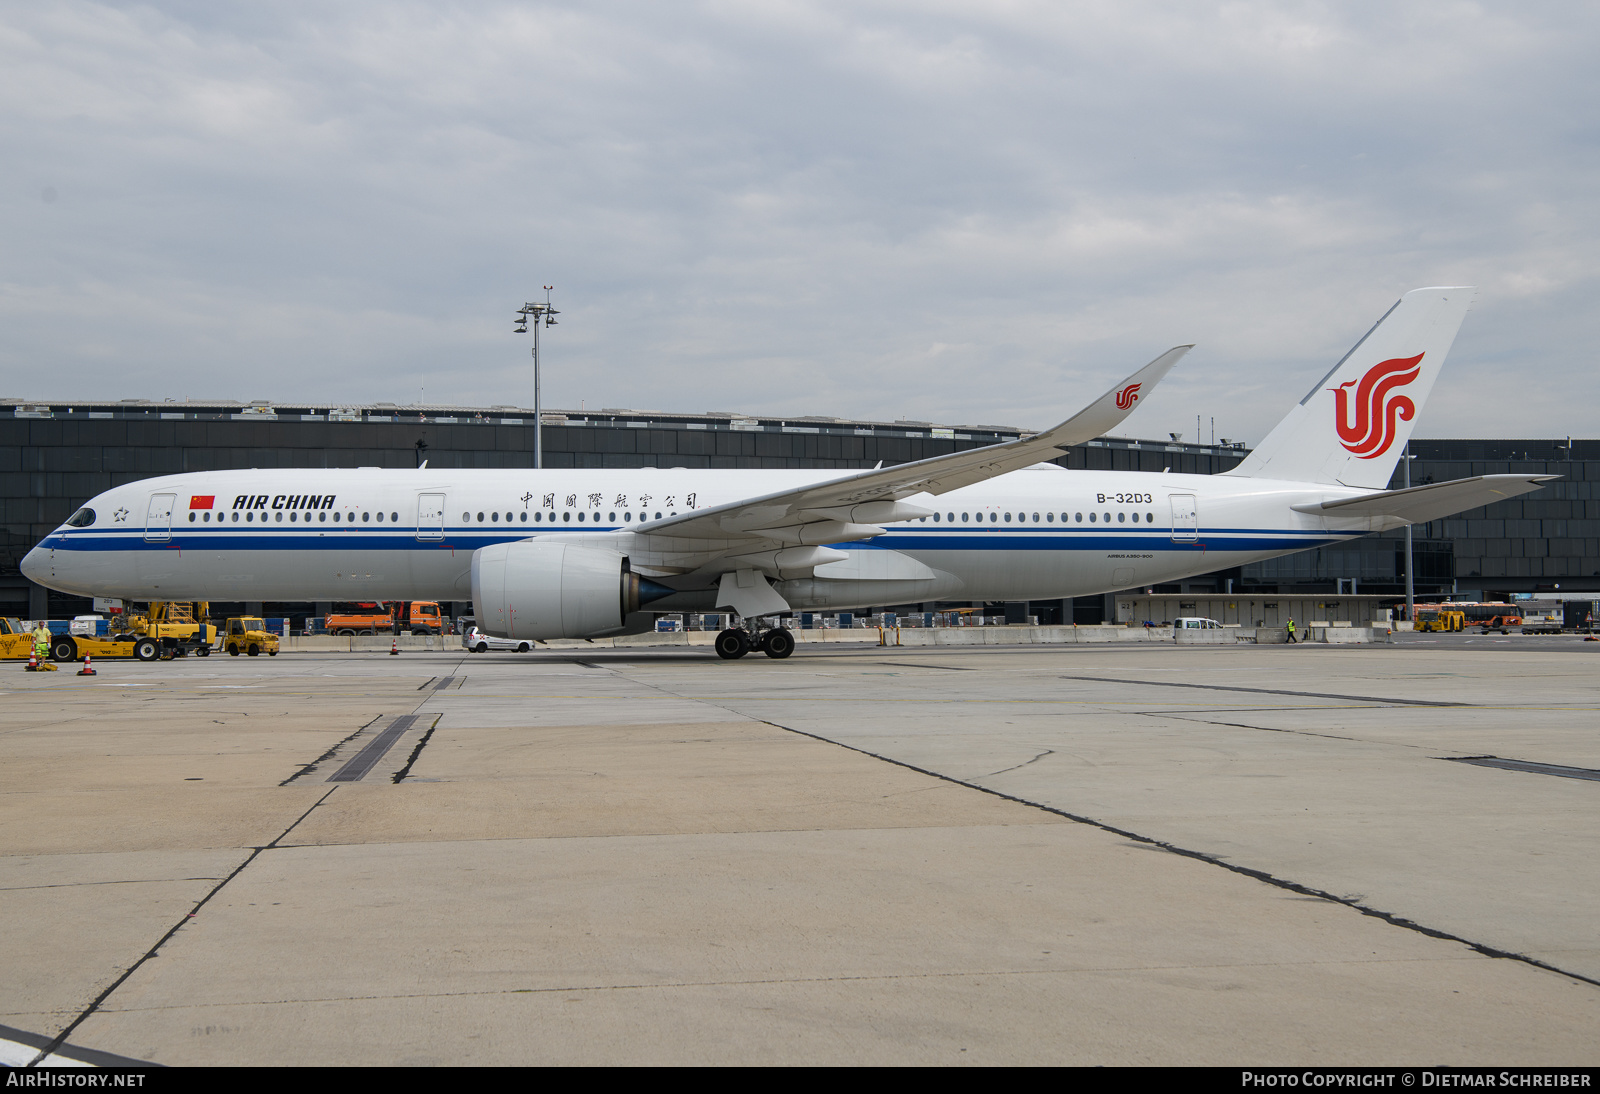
1, 1, 1595, 442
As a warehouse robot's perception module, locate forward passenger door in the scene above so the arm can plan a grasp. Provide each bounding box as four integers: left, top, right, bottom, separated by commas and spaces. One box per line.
144, 494, 176, 543
416, 493, 446, 542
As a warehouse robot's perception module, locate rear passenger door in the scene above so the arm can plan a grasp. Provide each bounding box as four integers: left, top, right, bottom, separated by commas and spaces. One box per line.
1169, 494, 1198, 543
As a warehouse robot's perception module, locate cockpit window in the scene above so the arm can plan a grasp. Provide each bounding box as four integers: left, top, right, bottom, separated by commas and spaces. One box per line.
65, 508, 95, 527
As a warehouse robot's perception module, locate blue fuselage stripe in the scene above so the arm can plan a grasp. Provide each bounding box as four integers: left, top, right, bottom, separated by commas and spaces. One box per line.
39, 526, 1358, 554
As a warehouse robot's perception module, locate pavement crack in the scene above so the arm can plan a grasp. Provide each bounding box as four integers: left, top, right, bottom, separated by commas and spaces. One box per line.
1058, 674, 1470, 708
23, 786, 342, 1068
748, 717, 1600, 993
392, 715, 443, 783
1134, 711, 1363, 743
981, 749, 1054, 778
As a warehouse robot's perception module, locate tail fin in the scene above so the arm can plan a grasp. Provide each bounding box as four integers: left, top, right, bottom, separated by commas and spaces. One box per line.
1226, 287, 1475, 489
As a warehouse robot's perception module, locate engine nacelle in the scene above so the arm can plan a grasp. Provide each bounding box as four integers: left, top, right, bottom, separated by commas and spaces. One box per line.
472, 540, 658, 639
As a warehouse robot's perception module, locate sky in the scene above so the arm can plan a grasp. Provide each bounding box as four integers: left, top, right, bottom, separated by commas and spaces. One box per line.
3, 1, 1596, 444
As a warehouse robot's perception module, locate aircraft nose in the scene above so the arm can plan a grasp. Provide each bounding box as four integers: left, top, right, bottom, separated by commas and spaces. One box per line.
20, 544, 49, 585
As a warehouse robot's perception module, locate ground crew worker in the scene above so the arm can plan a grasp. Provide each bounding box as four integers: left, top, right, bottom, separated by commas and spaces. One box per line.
1287, 617, 1298, 643
33, 623, 51, 660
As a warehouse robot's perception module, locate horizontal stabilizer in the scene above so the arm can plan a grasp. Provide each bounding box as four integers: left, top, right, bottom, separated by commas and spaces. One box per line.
1291, 475, 1558, 526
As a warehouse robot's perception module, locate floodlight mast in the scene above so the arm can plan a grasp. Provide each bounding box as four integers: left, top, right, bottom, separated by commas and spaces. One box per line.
514, 287, 559, 469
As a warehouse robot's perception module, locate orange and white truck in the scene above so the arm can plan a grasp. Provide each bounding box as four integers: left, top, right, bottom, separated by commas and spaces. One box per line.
324, 601, 444, 635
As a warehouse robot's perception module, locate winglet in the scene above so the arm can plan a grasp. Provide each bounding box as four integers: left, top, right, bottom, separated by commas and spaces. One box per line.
1033, 345, 1191, 451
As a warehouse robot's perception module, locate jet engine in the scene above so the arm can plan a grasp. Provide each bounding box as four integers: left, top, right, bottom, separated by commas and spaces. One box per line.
471, 540, 672, 639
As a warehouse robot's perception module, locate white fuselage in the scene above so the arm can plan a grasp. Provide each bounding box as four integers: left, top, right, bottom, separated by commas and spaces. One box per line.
22, 465, 1379, 609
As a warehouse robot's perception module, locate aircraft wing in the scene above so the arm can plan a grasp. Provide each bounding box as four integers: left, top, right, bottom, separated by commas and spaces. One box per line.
636, 345, 1191, 547
1291, 474, 1558, 525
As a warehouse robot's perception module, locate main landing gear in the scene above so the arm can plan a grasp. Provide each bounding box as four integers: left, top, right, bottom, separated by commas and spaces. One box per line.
714, 624, 795, 661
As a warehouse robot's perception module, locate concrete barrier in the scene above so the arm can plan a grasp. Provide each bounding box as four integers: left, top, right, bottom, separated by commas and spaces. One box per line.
1235, 627, 1386, 644
276, 623, 1387, 653
895, 625, 1175, 646
1174, 627, 1237, 644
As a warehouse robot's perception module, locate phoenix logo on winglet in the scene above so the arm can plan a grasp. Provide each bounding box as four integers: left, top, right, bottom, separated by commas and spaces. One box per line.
1332, 354, 1422, 459
1115, 383, 1142, 410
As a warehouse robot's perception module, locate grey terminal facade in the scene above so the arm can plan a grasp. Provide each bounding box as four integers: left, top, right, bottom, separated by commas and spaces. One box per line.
4, 398, 1596, 625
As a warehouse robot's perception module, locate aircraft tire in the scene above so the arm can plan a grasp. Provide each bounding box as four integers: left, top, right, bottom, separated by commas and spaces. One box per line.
134, 638, 159, 662
762, 629, 795, 660
50, 637, 77, 663
714, 629, 751, 660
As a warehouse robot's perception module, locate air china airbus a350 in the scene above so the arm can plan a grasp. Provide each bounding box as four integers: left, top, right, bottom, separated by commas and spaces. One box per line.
22, 287, 1553, 659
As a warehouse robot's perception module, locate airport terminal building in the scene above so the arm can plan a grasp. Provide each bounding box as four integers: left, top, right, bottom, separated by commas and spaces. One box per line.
3, 397, 1596, 624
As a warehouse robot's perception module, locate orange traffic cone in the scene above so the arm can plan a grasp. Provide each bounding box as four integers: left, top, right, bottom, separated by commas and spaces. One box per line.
77, 654, 96, 676
26, 649, 38, 671
390, 636, 400, 655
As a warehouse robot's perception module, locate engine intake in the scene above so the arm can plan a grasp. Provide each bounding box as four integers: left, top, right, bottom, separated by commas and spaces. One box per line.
471, 540, 671, 639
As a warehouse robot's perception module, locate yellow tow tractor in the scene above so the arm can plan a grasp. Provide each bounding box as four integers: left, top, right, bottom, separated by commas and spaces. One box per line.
43, 624, 161, 664
221, 617, 280, 657
1414, 608, 1466, 633
0, 618, 41, 659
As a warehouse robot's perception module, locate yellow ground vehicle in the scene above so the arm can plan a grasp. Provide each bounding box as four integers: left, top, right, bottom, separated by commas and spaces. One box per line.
0, 618, 37, 658
1415, 609, 1466, 633
222, 617, 280, 657
45, 601, 217, 662
126, 602, 217, 654
3, 617, 164, 663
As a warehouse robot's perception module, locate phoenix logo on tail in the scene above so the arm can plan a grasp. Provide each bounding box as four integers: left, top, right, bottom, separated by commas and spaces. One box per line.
1332, 353, 1423, 458
1115, 383, 1142, 410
